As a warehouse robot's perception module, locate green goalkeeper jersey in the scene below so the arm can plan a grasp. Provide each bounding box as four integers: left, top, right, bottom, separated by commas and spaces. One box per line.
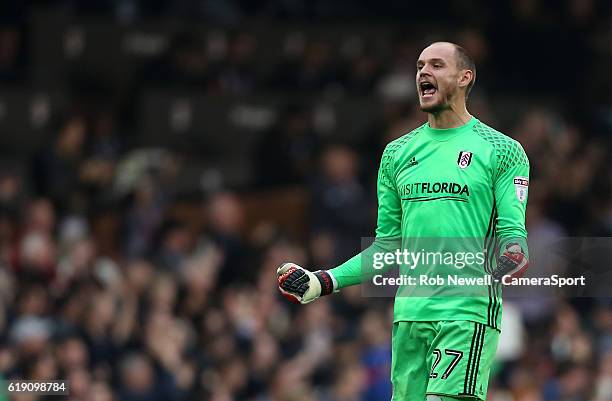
329, 117, 529, 329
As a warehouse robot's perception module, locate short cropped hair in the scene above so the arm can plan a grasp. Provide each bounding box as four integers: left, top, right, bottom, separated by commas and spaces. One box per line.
453, 44, 476, 99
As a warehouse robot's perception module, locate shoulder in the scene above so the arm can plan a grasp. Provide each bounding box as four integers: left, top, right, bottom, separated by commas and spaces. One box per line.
381, 124, 425, 160
378, 125, 424, 186
472, 120, 527, 156
471, 120, 529, 169
472, 120, 520, 149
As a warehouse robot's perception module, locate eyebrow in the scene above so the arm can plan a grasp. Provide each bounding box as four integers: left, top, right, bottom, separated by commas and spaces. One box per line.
417, 58, 446, 65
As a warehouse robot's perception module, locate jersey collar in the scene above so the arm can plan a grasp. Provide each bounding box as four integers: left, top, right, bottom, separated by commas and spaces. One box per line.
423, 116, 479, 141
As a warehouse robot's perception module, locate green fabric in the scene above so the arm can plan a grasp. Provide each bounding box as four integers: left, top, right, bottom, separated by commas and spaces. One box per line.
0, 375, 6, 401
391, 321, 499, 401
427, 396, 479, 401
329, 117, 530, 329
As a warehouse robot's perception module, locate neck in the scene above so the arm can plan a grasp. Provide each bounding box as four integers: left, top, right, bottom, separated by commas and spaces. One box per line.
427, 102, 471, 129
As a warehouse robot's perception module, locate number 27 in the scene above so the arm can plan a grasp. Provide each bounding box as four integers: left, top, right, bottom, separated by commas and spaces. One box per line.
430, 349, 463, 379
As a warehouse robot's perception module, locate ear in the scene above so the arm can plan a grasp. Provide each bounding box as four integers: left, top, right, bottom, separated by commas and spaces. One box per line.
458, 69, 473, 90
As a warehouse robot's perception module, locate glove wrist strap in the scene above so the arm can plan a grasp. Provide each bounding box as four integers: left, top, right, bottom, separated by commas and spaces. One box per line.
314, 271, 334, 296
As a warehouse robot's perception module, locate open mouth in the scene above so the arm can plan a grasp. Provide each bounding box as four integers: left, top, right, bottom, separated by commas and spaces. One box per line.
419, 81, 437, 98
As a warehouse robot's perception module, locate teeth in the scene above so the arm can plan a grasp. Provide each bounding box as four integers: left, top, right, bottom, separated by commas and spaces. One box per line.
420, 82, 436, 96
420, 83, 434, 90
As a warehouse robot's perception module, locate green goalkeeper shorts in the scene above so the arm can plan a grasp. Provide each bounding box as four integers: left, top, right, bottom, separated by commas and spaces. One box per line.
391, 321, 499, 401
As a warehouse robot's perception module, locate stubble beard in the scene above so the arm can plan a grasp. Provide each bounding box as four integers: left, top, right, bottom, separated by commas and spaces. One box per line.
419, 89, 456, 114
419, 99, 450, 114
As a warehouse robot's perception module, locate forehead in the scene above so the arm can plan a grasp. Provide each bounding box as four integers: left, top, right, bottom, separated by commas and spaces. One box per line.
417, 43, 457, 64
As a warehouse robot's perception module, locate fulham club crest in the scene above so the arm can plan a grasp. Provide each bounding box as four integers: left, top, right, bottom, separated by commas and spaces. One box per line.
457, 151, 473, 169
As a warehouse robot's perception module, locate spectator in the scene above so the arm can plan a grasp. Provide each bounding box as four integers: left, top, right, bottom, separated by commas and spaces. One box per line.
310, 144, 372, 265
0, 3, 609, 401
32, 115, 87, 211
253, 104, 320, 188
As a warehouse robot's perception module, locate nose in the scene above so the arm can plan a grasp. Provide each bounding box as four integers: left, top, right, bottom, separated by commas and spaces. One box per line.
419, 64, 434, 77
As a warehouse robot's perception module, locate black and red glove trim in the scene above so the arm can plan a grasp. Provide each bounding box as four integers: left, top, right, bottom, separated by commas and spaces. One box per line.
277, 266, 334, 301
315, 271, 334, 296
278, 266, 310, 297
492, 242, 529, 281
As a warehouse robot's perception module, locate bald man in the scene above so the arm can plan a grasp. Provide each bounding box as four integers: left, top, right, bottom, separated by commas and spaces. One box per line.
278, 42, 530, 401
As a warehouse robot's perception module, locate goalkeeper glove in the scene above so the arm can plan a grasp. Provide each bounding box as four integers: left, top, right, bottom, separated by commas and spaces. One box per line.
492, 242, 529, 281
277, 263, 335, 304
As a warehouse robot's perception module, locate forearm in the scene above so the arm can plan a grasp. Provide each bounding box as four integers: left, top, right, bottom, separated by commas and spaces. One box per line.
329, 237, 400, 289
328, 253, 362, 289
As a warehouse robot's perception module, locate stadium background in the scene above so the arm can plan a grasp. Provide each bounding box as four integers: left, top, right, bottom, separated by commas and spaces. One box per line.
0, 0, 610, 400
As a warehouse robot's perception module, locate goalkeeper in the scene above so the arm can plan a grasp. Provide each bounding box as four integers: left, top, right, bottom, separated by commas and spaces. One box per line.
277, 42, 529, 401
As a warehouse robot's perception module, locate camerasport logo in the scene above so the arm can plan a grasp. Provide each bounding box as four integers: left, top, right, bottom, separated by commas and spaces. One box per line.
514, 177, 529, 202
457, 151, 473, 169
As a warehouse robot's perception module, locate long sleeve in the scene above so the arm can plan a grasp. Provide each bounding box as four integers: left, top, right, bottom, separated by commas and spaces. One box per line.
329, 143, 403, 289
493, 140, 530, 255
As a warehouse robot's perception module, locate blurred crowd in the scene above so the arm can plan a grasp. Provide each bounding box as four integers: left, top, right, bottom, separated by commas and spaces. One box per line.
0, 1, 611, 401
